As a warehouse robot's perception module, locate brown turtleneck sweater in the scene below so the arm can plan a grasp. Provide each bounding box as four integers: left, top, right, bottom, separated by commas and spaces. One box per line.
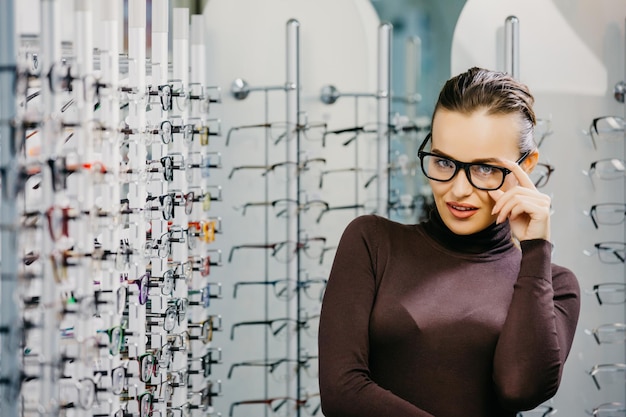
318, 213, 580, 417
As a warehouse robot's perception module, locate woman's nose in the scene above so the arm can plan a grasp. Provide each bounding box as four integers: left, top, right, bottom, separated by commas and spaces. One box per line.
450, 168, 474, 197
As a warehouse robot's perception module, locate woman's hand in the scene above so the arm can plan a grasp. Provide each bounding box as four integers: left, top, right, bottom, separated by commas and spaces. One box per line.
488, 159, 552, 242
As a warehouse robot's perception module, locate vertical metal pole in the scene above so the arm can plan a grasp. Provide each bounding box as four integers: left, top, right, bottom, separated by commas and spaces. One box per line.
0, 1, 19, 414
405, 36, 420, 121
40, 0, 62, 414
286, 17, 300, 410
504, 16, 519, 79
377, 22, 392, 216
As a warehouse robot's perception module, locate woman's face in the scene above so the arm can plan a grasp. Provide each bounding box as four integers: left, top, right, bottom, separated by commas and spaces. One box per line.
428, 108, 535, 235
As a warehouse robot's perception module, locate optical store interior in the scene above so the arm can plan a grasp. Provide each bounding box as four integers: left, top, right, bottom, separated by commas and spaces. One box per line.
0, 0, 625, 416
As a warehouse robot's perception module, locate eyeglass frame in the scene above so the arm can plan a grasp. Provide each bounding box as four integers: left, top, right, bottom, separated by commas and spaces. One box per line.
417, 133, 531, 191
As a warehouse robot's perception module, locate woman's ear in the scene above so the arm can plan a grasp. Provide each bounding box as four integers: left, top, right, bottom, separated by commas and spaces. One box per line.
522, 150, 539, 173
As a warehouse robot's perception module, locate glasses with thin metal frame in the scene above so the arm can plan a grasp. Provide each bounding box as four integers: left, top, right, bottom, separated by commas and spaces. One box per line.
230, 317, 307, 340
584, 242, 626, 264
588, 116, 624, 149
232, 278, 327, 301
586, 402, 626, 416
228, 236, 327, 264
188, 347, 222, 379
227, 357, 310, 380
188, 185, 222, 212
588, 283, 626, 305
418, 133, 531, 191
188, 282, 222, 308
529, 162, 555, 188
235, 198, 329, 218
534, 117, 554, 149
146, 298, 188, 332
225, 120, 327, 146
119, 390, 155, 417
588, 363, 626, 390
318, 167, 377, 189
119, 272, 150, 305
60, 375, 105, 410
583, 158, 626, 187
186, 151, 222, 182
229, 396, 309, 417
516, 405, 556, 416
187, 315, 222, 345
585, 323, 626, 345
585, 203, 626, 229
321, 122, 389, 147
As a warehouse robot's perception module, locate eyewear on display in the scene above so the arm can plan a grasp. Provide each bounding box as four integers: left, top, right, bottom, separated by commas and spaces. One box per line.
188, 282, 222, 308
188, 347, 222, 379
583, 158, 625, 184
417, 133, 531, 191
236, 197, 329, 218
230, 317, 308, 340
321, 122, 388, 147
185, 151, 222, 181
588, 116, 624, 149
225, 120, 327, 146
586, 402, 626, 417
232, 277, 327, 301
516, 405, 556, 416
529, 162, 555, 188
261, 157, 327, 177
588, 363, 626, 390
228, 396, 312, 417
227, 357, 305, 380
584, 242, 626, 264
585, 203, 626, 229
585, 323, 626, 345
228, 236, 327, 264
187, 315, 221, 345
188, 185, 222, 212
318, 167, 377, 189
119, 272, 151, 306
118, 390, 155, 417
588, 283, 626, 305
146, 298, 188, 333
534, 118, 554, 149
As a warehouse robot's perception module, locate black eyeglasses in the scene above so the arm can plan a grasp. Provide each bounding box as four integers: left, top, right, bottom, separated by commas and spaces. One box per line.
418, 133, 531, 191
529, 162, 555, 188
586, 203, 626, 229
589, 283, 626, 306
588, 116, 624, 149
584, 242, 626, 264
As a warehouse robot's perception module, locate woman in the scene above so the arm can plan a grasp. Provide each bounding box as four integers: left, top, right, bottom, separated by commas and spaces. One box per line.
318, 67, 580, 417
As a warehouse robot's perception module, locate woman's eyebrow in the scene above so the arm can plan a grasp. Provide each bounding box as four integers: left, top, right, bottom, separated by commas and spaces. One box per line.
430, 148, 501, 164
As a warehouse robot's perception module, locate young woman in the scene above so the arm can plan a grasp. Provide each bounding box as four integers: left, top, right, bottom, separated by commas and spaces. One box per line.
318, 67, 580, 417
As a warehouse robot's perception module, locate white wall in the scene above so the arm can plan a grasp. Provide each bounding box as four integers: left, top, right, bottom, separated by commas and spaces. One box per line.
452, 1, 626, 415
202, 0, 382, 413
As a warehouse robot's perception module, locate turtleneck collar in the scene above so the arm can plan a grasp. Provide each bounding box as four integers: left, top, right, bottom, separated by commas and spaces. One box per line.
421, 208, 516, 255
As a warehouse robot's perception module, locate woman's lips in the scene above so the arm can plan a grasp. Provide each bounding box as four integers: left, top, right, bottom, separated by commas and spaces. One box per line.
446, 202, 478, 219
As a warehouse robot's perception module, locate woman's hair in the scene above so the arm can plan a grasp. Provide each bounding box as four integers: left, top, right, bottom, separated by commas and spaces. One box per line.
433, 67, 537, 154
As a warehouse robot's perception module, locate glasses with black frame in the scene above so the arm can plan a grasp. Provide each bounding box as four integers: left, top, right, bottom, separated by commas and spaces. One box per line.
417, 133, 531, 191
584, 242, 626, 264
588, 116, 624, 150
529, 162, 555, 188
588, 283, 626, 306
585, 203, 626, 229
586, 402, 626, 416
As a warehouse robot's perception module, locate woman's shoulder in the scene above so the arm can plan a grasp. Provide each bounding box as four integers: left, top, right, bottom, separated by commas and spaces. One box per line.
342, 214, 412, 236
551, 262, 581, 295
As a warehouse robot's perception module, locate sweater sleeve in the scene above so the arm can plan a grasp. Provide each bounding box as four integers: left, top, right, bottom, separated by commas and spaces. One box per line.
492, 239, 581, 411
318, 215, 434, 417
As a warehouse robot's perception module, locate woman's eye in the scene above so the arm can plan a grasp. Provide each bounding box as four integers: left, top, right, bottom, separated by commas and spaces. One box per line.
434, 157, 455, 169
474, 164, 496, 176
